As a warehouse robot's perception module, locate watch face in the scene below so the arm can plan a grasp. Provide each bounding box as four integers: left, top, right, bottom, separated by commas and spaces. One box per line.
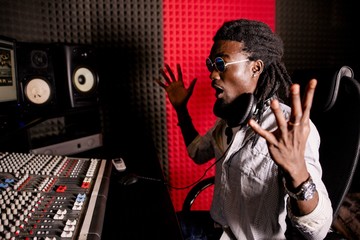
302, 182, 317, 200
25, 78, 51, 104
283, 176, 316, 201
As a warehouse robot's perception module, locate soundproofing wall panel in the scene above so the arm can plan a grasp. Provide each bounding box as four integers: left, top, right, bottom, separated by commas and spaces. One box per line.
163, 0, 276, 210
276, 0, 359, 75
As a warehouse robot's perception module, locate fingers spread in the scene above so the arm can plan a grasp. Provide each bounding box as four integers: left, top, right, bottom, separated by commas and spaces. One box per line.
155, 78, 167, 88
165, 63, 176, 81
270, 99, 288, 131
289, 83, 302, 125
160, 67, 171, 85
248, 119, 278, 146
301, 79, 317, 123
176, 64, 183, 83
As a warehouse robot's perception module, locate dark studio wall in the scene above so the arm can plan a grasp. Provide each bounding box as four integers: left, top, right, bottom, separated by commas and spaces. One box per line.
0, 0, 358, 182
0, 0, 166, 171
276, 0, 359, 75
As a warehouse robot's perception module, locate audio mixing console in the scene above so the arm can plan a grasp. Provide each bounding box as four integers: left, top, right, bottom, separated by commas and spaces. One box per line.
0, 151, 111, 240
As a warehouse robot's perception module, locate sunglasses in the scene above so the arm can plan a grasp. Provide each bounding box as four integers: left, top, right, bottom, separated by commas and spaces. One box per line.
206, 57, 249, 73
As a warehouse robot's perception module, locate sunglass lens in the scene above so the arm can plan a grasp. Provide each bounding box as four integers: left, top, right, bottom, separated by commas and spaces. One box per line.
215, 57, 225, 72
206, 58, 213, 72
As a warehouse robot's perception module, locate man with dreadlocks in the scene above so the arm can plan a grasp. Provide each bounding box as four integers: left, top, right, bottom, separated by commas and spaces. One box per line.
156, 19, 332, 239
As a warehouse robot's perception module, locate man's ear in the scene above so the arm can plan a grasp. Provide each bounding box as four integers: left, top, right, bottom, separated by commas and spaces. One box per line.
252, 60, 264, 77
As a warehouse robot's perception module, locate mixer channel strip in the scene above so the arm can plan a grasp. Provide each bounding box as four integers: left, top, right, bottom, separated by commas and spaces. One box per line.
0, 152, 111, 240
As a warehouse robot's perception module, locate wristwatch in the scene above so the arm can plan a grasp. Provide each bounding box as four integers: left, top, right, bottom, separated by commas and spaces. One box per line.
283, 175, 317, 201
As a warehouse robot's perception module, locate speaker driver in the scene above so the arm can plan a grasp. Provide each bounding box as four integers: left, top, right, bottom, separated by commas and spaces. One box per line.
31, 50, 48, 68
73, 67, 95, 93
24, 78, 51, 105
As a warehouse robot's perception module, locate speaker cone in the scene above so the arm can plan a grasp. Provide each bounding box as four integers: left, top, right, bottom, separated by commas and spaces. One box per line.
25, 78, 51, 104
73, 67, 95, 93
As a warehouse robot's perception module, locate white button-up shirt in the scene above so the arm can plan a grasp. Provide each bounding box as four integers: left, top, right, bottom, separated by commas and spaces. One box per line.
187, 102, 333, 240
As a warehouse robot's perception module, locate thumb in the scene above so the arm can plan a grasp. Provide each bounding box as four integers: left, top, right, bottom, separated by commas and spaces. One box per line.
188, 78, 197, 95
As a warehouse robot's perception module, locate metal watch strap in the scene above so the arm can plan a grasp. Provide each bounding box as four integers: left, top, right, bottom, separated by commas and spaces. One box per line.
283, 175, 317, 201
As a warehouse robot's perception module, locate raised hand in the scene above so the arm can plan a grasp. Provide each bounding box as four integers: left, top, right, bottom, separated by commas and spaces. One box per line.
248, 79, 317, 187
156, 63, 197, 111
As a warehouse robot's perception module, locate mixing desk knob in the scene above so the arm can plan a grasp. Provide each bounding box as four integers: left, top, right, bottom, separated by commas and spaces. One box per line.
45, 236, 56, 240
64, 225, 75, 231
61, 230, 73, 237
66, 219, 77, 225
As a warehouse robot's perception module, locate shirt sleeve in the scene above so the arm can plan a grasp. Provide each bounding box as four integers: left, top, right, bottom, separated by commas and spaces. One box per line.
286, 121, 333, 240
187, 120, 226, 164
187, 129, 215, 164
287, 191, 333, 240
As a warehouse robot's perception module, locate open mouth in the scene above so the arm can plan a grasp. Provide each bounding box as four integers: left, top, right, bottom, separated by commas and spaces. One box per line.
212, 83, 224, 98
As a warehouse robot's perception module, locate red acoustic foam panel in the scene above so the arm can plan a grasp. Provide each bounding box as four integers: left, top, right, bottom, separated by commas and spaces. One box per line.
163, 0, 275, 211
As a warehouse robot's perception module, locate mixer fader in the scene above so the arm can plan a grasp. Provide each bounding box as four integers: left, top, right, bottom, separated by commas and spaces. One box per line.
0, 151, 111, 240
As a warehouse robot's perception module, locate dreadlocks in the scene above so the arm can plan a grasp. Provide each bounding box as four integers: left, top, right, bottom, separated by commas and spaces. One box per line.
213, 19, 293, 145
213, 19, 292, 107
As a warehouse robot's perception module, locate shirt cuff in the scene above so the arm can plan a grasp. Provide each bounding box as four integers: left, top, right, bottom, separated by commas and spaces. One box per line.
287, 190, 333, 236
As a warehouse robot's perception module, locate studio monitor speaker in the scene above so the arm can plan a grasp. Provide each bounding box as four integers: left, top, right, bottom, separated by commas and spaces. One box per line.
16, 42, 57, 114
54, 44, 99, 109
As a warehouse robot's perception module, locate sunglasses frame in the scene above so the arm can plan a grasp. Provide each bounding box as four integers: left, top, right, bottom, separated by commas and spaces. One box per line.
206, 57, 249, 73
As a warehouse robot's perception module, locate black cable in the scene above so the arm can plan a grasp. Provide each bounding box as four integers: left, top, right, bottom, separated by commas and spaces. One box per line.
166, 137, 235, 190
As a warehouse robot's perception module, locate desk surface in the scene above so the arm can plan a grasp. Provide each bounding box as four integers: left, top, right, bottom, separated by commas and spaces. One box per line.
101, 168, 183, 240
89, 143, 183, 240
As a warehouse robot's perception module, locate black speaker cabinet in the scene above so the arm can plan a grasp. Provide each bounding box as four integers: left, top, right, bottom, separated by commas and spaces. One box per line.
54, 44, 99, 109
16, 42, 57, 114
